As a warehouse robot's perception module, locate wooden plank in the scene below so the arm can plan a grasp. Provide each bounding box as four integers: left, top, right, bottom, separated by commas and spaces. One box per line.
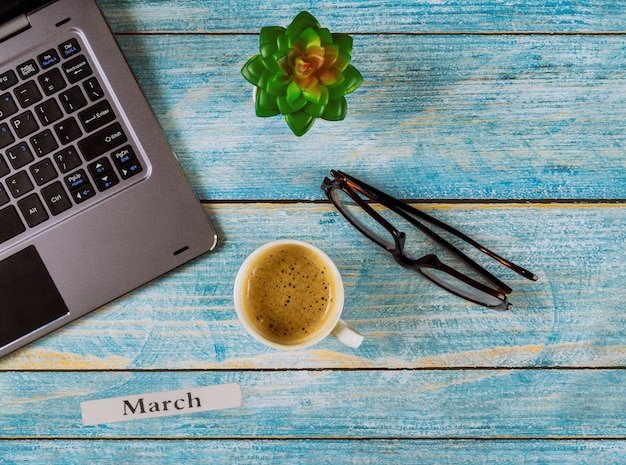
112, 34, 626, 200
2, 439, 626, 464
0, 203, 623, 370
98, 0, 626, 33
0, 369, 625, 439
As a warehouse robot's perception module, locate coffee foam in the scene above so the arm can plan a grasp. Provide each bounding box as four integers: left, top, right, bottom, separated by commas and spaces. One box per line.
242, 244, 338, 344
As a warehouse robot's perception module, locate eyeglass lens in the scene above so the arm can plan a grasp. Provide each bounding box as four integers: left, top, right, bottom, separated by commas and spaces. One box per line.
330, 187, 396, 249
331, 185, 445, 261
419, 266, 508, 309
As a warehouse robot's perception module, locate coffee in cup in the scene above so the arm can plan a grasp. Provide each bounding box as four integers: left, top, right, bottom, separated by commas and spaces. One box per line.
234, 240, 363, 349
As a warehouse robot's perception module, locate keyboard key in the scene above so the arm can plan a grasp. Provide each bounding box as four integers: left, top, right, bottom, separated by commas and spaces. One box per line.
6, 142, 34, 170
30, 129, 58, 156
35, 99, 63, 125
39, 68, 67, 96
111, 145, 136, 166
83, 77, 104, 101
0, 70, 18, 91
11, 110, 39, 138
18, 193, 49, 227
65, 169, 89, 191
0, 93, 18, 120
0, 182, 9, 205
38, 49, 61, 69
14, 80, 42, 107
59, 86, 87, 113
53, 146, 82, 173
30, 158, 58, 186
0, 123, 15, 149
6, 170, 34, 198
0, 205, 25, 245
17, 60, 39, 80
88, 157, 113, 178
118, 159, 143, 180
79, 100, 115, 132
63, 55, 92, 83
94, 171, 119, 192
54, 117, 82, 144
59, 38, 81, 59
0, 154, 9, 178
71, 184, 96, 203
41, 181, 72, 215
78, 122, 127, 161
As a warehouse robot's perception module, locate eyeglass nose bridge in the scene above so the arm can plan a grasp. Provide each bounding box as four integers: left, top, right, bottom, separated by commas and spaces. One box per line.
385, 229, 405, 256
395, 251, 440, 268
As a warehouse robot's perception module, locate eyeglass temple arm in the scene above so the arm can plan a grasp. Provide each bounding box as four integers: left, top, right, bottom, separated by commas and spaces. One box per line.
397, 201, 538, 283
333, 170, 538, 282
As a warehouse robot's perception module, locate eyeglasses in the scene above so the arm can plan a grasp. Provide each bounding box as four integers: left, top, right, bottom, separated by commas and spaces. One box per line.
321, 170, 537, 310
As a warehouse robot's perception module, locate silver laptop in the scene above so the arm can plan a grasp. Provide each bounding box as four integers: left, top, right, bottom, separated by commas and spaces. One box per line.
0, 0, 217, 358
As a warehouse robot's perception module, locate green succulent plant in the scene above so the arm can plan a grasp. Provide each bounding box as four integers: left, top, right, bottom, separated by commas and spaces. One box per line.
241, 11, 363, 136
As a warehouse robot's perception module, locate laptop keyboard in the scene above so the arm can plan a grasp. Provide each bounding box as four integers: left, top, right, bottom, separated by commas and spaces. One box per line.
0, 37, 144, 246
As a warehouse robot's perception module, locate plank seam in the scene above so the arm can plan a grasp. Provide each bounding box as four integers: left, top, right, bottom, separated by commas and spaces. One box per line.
115, 32, 626, 36
2, 367, 625, 374
1, 436, 626, 441
199, 199, 626, 205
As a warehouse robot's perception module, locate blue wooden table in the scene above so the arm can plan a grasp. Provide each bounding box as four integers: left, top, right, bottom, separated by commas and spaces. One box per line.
1, 1, 625, 462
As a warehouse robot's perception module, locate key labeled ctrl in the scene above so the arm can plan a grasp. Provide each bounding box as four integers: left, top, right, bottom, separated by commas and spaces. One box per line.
41, 181, 72, 216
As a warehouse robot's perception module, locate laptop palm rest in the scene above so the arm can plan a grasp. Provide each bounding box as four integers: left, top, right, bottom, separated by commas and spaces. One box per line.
0, 245, 69, 347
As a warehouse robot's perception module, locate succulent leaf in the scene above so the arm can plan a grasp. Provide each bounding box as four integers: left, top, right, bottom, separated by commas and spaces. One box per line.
255, 89, 280, 117
343, 65, 364, 94
331, 33, 353, 54
241, 55, 265, 85
304, 101, 326, 118
319, 67, 343, 86
277, 34, 291, 52
260, 27, 284, 57
303, 84, 329, 106
318, 27, 333, 45
262, 55, 283, 74
277, 95, 294, 114
334, 51, 351, 72
286, 80, 302, 104
321, 97, 348, 121
266, 73, 290, 96
256, 70, 273, 91
285, 11, 320, 37
328, 80, 348, 100
300, 27, 322, 47
286, 110, 316, 136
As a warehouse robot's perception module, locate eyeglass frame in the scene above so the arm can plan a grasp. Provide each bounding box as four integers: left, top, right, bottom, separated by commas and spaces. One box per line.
321, 170, 537, 310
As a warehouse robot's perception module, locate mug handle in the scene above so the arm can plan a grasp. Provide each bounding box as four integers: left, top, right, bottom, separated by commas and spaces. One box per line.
331, 319, 364, 348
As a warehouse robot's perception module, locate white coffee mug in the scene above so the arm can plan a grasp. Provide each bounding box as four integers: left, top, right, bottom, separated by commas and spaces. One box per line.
233, 240, 363, 350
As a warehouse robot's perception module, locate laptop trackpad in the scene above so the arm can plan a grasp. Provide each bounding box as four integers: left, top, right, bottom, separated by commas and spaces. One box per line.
0, 246, 69, 348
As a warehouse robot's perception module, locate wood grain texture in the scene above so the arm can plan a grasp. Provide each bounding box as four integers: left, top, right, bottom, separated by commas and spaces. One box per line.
3, 439, 626, 464
98, 0, 626, 34
0, 370, 625, 439
111, 33, 626, 200
0, 370, 626, 440
0, 203, 623, 371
